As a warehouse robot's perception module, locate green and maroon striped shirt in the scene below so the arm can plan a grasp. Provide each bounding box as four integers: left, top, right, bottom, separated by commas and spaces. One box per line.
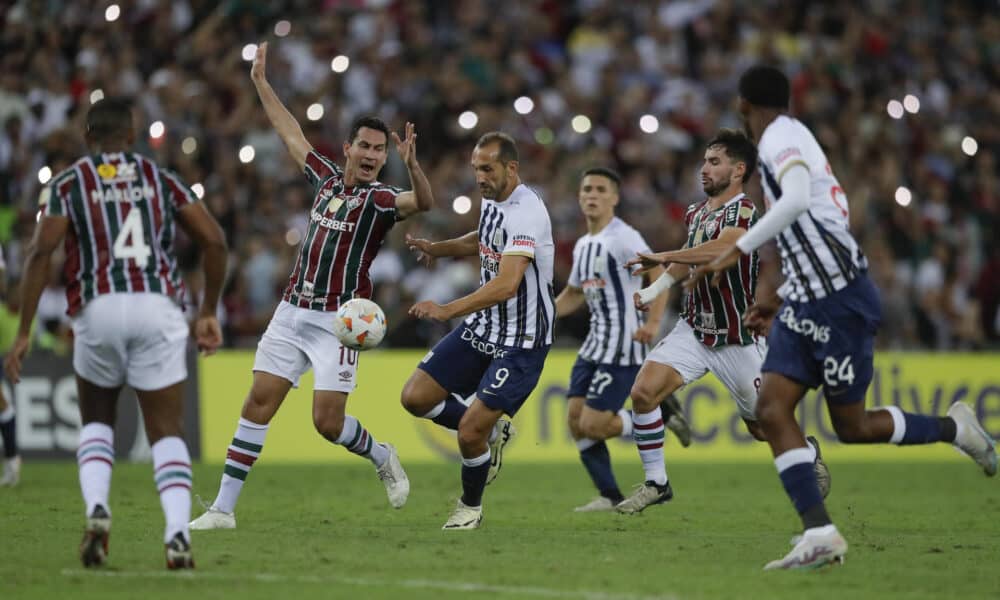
681, 193, 760, 347
285, 151, 401, 311
40, 152, 195, 316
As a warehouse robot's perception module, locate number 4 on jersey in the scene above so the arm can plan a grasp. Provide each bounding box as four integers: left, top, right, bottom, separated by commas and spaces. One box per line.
112, 209, 151, 269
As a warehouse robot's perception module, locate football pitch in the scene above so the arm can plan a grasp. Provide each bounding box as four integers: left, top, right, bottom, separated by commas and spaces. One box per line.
2, 460, 997, 599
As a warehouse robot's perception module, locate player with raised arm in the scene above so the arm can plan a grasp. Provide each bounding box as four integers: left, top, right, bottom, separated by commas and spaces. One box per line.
190, 41, 433, 530
554, 167, 690, 512
4, 97, 228, 569
401, 132, 554, 529
614, 129, 828, 514
690, 66, 997, 570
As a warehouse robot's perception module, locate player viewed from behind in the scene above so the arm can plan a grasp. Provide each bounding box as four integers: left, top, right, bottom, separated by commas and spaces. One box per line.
690, 66, 997, 570
614, 129, 828, 514
4, 97, 228, 569
554, 167, 691, 512
190, 42, 433, 530
402, 132, 554, 529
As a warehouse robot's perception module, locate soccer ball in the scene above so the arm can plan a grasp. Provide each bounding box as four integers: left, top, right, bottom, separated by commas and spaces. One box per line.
333, 298, 387, 351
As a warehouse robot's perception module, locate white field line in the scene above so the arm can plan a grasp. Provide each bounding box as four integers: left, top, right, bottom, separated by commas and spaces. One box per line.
60, 568, 679, 600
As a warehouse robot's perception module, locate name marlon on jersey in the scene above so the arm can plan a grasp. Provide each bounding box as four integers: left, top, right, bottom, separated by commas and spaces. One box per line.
310, 209, 356, 232
89, 185, 156, 204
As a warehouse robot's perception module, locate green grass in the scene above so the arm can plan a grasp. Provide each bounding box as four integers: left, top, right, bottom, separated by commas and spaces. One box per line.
2, 461, 997, 599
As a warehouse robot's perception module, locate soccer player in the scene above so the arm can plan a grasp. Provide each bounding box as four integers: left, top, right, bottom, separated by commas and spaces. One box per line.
190, 42, 432, 530
0, 245, 20, 487
402, 132, 553, 529
4, 97, 227, 569
612, 129, 829, 514
690, 66, 997, 570
554, 167, 691, 512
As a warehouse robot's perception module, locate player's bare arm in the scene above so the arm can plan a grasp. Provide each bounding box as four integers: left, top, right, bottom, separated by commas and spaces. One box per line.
554, 285, 585, 318
633, 264, 667, 343
392, 122, 434, 219
4, 215, 69, 383
410, 254, 530, 322
634, 262, 686, 311
250, 41, 312, 171
177, 202, 229, 355
405, 230, 478, 266
639, 227, 747, 267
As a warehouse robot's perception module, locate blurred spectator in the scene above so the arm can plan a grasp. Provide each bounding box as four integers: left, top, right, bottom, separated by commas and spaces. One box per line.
2, 0, 997, 350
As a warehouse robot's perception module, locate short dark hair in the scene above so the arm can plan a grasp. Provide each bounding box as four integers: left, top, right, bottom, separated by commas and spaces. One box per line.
706, 128, 758, 182
348, 115, 390, 145
581, 166, 621, 189
86, 97, 134, 142
475, 131, 518, 164
738, 65, 790, 109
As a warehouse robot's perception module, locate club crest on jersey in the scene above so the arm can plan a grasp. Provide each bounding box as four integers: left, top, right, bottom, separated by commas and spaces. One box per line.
704, 219, 718, 237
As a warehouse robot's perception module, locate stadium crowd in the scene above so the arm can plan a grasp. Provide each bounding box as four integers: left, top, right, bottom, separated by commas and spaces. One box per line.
0, 0, 997, 350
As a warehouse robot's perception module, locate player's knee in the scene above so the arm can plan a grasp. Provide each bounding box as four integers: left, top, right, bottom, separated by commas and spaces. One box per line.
400, 377, 433, 416
312, 406, 345, 440
457, 422, 488, 451
630, 383, 657, 413
753, 397, 782, 427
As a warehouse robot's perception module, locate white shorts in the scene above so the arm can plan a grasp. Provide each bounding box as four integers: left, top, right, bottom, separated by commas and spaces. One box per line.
253, 301, 359, 393
646, 319, 766, 420
72, 293, 189, 391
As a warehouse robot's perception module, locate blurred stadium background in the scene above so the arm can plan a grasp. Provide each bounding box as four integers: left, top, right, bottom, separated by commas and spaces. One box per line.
2, 0, 998, 354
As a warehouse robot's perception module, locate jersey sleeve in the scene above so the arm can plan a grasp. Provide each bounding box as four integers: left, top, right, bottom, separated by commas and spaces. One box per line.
567, 240, 583, 288
617, 227, 652, 265
759, 122, 809, 181
303, 150, 342, 189
502, 204, 547, 260
371, 185, 403, 223
39, 181, 67, 217
159, 168, 199, 211
722, 197, 758, 230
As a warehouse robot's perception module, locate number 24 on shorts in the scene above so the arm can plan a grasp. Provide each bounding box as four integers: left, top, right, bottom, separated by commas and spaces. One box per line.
823, 356, 855, 387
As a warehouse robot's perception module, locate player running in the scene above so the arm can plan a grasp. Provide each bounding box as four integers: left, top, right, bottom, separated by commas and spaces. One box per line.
402, 132, 554, 529
691, 66, 997, 570
554, 167, 690, 512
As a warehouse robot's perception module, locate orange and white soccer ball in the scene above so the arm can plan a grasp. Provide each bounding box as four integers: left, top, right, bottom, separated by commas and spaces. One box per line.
333, 298, 387, 351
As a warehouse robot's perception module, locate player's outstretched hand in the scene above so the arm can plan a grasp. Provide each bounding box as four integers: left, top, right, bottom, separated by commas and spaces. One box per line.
744, 299, 779, 336
405, 233, 436, 267
3, 333, 30, 384
625, 252, 667, 276
250, 41, 267, 83
685, 244, 741, 291
632, 318, 659, 344
195, 315, 223, 356
391, 122, 418, 168
409, 300, 449, 322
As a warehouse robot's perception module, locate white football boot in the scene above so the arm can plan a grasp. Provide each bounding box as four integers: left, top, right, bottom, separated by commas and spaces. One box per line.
189, 507, 236, 530
486, 418, 516, 485
764, 525, 847, 570
442, 499, 483, 530
376, 443, 410, 508
573, 496, 616, 512
948, 402, 997, 476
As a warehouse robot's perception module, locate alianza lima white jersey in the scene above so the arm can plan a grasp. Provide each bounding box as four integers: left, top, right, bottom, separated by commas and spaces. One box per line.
464, 183, 555, 349
757, 115, 867, 302
568, 217, 652, 366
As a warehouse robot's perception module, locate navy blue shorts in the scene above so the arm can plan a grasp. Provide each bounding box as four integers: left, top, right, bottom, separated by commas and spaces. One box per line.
418, 326, 550, 416
762, 275, 881, 403
567, 356, 639, 412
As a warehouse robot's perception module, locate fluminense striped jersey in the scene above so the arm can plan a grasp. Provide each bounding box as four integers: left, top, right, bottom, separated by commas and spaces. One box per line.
758, 115, 867, 302
464, 184, 555, 349
568, 217, 652, 366
41, 152, 196, 316
285, 150, 401, 311
681, 193, 760, 347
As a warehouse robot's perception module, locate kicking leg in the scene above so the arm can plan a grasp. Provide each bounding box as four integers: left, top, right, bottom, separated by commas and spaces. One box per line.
442, 398, 499, 530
